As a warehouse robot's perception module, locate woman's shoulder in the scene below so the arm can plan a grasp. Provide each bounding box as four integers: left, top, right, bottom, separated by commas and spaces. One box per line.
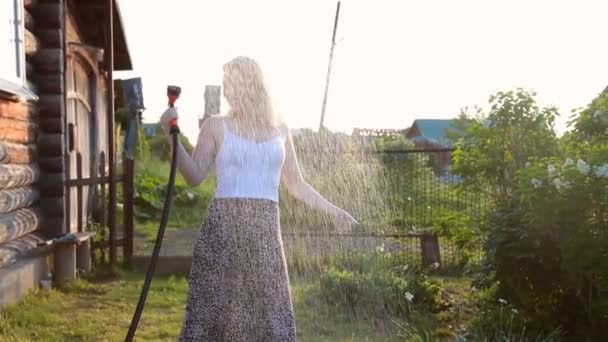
197, 115, 227, 143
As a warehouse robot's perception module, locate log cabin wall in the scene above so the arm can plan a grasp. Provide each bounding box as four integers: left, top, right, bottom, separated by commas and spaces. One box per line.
31, 0, 67, 238
1, 0, 132, 308
0, 0, 48, 269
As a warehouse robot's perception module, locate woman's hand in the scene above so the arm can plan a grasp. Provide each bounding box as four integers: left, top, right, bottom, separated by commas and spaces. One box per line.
334, 209, 358, 234
160, 107, 179, 134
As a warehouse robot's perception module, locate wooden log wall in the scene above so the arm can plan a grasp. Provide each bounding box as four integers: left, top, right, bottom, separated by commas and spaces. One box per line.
31, 0, 66, 236
0, 0, 62, 269
0, 98, 43, 259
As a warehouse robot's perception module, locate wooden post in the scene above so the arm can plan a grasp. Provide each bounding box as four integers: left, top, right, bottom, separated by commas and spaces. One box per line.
76, 153, 82, 232
54, 244, 76, 283
420, 233, 441, 268
99, 152, 106, 265
123, 156, 134, 266
106, 0, 117, 267
76, 239, 92, 273
200, 85, 221, 128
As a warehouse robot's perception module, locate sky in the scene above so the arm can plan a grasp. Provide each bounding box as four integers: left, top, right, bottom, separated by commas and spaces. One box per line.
114, 0, 608, 144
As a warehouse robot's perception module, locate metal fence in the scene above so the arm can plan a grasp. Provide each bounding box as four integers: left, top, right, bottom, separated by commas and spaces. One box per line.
282, 147, 492, 269
379, 148, 492, 230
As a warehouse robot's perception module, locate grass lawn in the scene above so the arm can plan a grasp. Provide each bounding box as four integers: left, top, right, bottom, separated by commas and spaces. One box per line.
0, 271, 402, 342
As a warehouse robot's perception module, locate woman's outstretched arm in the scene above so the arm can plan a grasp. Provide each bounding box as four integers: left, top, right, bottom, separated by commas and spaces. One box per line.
160, 108, 218, 187
280, 127, 358, 232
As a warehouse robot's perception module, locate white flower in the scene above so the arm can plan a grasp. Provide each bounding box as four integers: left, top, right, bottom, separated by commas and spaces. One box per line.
405, 291, 414, 302
498, 298, 507, 305
563, 158, 574, 168
547, 164, 558, 177
531, 178, 542, 188
553, 178, 571, 192
593, 164, 608, 178
431, 262, 440, 270
512, 308, 519, 314
375, 243, 385, 253
577, 159, 590, 175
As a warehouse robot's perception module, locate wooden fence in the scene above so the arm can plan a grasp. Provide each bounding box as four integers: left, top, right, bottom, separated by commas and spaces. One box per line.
66, 151, 134, 267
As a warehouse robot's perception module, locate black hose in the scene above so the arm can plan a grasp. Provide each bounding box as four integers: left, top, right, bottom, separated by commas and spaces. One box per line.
124, 126, 180, 342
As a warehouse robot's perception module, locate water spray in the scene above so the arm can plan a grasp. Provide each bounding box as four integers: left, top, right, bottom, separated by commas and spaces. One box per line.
124, 85, 182, 342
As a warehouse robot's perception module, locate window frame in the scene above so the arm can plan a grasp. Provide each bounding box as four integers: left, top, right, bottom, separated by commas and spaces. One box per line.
0, 0, 37, 101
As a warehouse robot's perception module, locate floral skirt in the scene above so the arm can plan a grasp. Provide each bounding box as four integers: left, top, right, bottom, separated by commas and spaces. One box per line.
179, 198, 298, 341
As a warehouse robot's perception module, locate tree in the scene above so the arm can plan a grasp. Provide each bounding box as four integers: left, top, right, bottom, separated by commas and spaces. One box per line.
567, 90, 608, 142
452, 88, 559, 202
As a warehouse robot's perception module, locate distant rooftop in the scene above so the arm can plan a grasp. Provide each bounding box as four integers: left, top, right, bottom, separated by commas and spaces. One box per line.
407, 119, 457, 145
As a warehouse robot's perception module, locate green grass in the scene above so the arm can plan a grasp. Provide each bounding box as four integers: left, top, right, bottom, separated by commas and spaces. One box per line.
0, 273, 184, 341
0, 272, 405, 342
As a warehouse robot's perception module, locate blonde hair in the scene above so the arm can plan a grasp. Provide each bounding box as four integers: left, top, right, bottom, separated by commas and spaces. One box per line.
223, 56, 279, 129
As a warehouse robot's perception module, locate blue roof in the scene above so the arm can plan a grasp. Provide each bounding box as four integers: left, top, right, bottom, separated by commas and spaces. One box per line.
410, 119, 456, 144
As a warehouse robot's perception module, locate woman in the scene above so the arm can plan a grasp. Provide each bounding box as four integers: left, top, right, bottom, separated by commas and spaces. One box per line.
160, 56, 357, 341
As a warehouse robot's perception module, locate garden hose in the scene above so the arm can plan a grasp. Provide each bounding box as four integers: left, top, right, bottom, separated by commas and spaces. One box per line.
125, 86, 182, 342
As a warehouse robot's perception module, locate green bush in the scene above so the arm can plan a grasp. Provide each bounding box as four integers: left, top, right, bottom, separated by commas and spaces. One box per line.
465, 288, 562, 342
318, 253, 449, 318
133, 158, 215, 228
431, 210, 484, 268
482, 154, 608, 339
145, 123, 194, 162
455, 89, 608, 340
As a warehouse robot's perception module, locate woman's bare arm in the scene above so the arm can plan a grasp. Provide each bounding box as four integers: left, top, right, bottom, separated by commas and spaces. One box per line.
161, 108, 219, 187
280, 127, 357, 230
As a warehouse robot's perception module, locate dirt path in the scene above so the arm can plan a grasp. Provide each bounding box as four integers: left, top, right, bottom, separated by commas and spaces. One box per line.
134, 228, 199, 256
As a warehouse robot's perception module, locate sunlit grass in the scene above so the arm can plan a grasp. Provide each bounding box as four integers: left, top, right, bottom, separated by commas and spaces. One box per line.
0, 272, 406, 341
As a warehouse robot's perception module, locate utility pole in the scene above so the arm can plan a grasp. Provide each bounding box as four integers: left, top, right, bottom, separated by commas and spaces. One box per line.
200, 85, 221, 128
319, 1, 341, 132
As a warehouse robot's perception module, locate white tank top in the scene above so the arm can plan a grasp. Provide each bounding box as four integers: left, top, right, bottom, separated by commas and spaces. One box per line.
214, 120, 286, 202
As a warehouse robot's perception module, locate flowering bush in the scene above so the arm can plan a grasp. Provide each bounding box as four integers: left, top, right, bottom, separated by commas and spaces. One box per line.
484, 149, 608, 339
453, 88, 608, 339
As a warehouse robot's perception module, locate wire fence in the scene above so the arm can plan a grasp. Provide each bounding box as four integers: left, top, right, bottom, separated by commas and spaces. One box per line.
281, 147, 493, 269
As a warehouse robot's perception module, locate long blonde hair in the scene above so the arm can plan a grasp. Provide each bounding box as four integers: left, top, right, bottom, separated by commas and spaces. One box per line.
223, 56, 279, 129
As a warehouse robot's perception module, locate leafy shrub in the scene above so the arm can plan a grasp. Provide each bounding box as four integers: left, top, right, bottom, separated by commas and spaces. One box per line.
145, 123, 194, 162
431, 210, 484, 268
482, 155, 608, 339
465, 289, 562, 342
458, 89, 608, 340
133, 159, 214, 227
318, 253, 449, 318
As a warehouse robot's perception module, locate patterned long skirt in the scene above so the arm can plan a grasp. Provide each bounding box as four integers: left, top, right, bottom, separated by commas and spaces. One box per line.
179, 198, 298, 341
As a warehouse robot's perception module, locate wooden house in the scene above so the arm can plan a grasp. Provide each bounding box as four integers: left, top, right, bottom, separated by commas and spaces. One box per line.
405, 119, 458, 176
406, 119, 456, 149
0, 0, 132, 309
